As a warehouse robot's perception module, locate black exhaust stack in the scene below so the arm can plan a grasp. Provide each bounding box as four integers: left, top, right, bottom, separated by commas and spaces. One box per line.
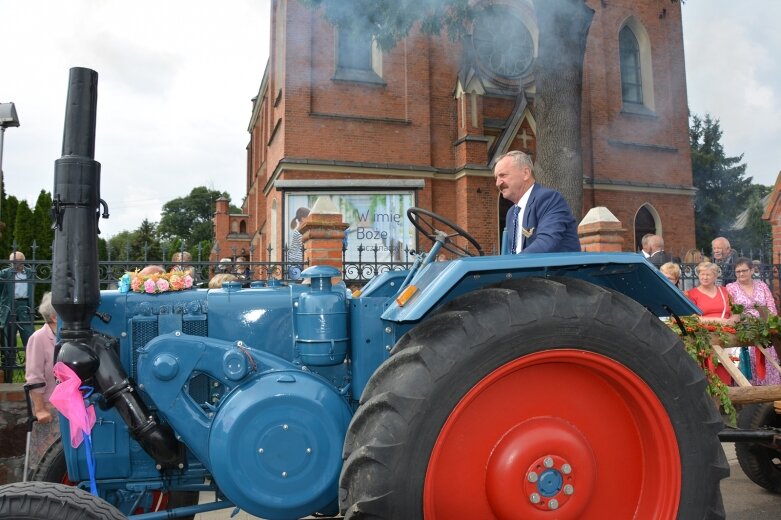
52, 67, 183, 469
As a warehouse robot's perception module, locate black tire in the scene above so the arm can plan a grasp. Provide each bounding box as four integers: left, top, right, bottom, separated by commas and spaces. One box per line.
340, 277, 728, 519
0, 481, 126, 520
32, 437, 199, 518
736, 402, 781, 493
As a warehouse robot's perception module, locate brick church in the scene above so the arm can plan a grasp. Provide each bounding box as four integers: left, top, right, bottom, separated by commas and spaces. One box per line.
213, 0, 695, 264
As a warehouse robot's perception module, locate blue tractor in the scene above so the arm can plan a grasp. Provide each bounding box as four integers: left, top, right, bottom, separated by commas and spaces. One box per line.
0, 68, 728, 519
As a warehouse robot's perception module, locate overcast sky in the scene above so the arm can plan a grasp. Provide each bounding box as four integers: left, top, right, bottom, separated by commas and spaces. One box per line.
1, 0, 778, 238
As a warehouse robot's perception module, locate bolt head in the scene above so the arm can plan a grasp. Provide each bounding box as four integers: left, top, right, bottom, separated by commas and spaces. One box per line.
283, 424, 289, 430
306, 448, 312, 454
178, 463, 184, 470
563, 484, 574, 495
527, 471, 538, 483
384, 327, 392, 334
549, 499, 559, 510
561, 463, 572, 474
282, 471, 288, 478
529, 493, 541, 504
258, 448, 264, 454
543, 456, 554, 468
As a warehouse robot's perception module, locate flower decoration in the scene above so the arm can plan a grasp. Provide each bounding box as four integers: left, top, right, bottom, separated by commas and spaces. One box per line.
119, 270, 194, 294
667, 307, 781, 426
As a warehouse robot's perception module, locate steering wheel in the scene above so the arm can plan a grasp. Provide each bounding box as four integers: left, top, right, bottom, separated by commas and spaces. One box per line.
407, 207, 484, 257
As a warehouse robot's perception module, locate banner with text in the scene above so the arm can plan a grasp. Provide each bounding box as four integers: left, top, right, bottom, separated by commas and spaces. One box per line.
285, 191, 416, 262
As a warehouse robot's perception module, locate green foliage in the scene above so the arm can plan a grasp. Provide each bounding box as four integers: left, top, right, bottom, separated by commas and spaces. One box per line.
690, 114, 752, 251
300, 0, 472, 50
32, 190, 54, 260
130, 219, 162, 262
158, 187, 228, 248
726, 184, 772, 254
668, 316, 736, 423
13, 200, 34, 255
1, 194, 19, 257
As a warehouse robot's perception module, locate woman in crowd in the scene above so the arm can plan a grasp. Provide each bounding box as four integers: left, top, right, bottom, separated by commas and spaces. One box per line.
686, 261, 736, 324
660, 262, 682, 289
24, 291, 59, 475
726, 257, 780, 385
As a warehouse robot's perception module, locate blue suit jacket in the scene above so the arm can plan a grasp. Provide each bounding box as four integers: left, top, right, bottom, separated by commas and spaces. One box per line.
504, 184, 581, 254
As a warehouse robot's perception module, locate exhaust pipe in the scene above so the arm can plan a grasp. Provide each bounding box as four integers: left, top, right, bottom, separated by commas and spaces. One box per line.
52, 67, 183, 469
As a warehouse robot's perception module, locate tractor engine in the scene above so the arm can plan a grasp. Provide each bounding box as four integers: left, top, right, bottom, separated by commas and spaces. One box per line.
51, 67, 353, 519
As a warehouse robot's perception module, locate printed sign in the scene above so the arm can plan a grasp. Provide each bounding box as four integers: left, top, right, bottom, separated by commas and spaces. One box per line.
285, 192, 416, 263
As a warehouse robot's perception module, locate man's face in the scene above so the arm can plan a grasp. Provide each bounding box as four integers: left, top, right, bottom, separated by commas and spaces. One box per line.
712, 241, 730, 260
10, 254, 24, 272
494, 157, 534, 204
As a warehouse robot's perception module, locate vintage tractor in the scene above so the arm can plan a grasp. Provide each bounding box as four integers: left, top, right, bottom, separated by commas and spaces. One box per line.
0, 68, 728, 519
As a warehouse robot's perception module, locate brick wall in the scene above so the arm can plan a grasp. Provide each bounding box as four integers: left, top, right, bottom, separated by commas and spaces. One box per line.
215, 0, 697, 260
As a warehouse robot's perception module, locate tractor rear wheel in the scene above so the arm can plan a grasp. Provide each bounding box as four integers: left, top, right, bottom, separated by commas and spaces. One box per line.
0, 482, 125, 520
32, 437, 199, 518
736, 402, 781, 493
340, 277, 728, 519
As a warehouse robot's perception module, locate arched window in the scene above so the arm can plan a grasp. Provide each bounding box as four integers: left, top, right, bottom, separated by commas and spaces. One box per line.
618, 18, 655, 112
239, 220, 247, 234
634, 204, 659, 251
619, 26, 642, 104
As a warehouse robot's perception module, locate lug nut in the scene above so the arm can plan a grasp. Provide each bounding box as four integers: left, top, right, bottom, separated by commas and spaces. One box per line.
563, 484, 574, 495
529, 493, 541, 504
543, 457, 554, 468
561, 463, 572, 474
549, 499, 559, 510
527, 471, 538, 483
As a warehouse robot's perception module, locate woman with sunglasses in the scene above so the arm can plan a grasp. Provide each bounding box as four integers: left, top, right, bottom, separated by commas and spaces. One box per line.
726, 257, 780, 386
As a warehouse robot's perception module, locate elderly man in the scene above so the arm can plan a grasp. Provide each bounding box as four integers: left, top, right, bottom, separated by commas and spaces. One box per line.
647, 235, 680, 267
640, 233, 654, 258
0, 251, 35, 350
495, 150, 581, 254
711, 236, 737, 285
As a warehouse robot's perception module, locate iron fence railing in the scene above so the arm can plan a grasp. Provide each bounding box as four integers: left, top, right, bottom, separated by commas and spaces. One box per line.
3, 244, 780, 380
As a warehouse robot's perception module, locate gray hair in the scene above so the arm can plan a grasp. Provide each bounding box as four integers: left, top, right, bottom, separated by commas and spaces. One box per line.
38, 292, 57, 323
495, 150, 534, 173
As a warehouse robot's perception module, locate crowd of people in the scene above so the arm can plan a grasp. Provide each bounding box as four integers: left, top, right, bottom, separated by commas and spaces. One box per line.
643, 234, 780, 387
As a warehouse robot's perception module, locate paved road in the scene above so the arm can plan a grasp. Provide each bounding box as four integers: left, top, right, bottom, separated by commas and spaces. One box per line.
194, 443, 780, 519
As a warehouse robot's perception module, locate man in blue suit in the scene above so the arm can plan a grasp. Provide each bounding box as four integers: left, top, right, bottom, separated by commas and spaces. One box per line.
495, 151, 581, 254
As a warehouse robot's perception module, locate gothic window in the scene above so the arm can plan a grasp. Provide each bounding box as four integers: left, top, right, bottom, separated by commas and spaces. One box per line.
620, 26, 643, 105
618, 18, 655, 113
634, 204, 659, 252
240, 220, 247, 234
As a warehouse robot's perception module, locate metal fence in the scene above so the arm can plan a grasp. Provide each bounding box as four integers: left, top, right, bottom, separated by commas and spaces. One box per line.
3, 243, 779, 380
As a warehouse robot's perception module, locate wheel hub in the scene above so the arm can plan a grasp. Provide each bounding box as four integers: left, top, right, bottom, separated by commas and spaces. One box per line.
524, 455, 573, 511
485, 417, 592, 519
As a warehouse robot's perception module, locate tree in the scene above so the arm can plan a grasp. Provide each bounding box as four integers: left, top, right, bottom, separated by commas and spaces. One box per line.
689, 114, 752, 251
13, 201, 34, 256
32, 190, 54, 260
130, 219, 162, 262
158, 187, 230, 247
301, 0, 593, 214
726, 184, 772, 255
1, 194, 19, 257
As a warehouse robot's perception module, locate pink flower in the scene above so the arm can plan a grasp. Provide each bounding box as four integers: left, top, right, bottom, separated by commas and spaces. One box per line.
156, 279, 170, 292
144, 279, 156, 293
131, 276, 142, 292
183, 275, 193, 288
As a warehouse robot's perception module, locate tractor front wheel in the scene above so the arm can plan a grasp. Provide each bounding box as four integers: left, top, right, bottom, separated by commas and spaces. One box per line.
340, 277, 728, 519
0, 482, 125, 520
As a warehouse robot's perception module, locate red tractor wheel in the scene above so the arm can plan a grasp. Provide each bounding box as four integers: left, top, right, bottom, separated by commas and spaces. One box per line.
340, 277, 728, 519
32, 438, 199, 518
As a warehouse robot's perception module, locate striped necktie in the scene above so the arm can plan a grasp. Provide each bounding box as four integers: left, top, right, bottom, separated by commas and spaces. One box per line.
510, 205, 521, 254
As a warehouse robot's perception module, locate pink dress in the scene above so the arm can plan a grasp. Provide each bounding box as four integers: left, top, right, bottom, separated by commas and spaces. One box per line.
726, 280, 780, 386
24, 325, 60, 473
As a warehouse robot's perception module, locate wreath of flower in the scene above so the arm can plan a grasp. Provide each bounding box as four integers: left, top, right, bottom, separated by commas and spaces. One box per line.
119, 269, 194, 294
667, 304, 781, 425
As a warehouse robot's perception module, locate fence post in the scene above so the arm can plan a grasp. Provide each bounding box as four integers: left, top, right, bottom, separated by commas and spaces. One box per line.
299, 197, 349, 274
577, 207, 625, 253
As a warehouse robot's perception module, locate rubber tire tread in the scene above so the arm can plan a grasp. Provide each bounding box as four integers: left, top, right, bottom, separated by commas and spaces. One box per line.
0, 481, 126, 520
31, 437, 199, 518
735, 402, 781, 493
339, 277, 728, 519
